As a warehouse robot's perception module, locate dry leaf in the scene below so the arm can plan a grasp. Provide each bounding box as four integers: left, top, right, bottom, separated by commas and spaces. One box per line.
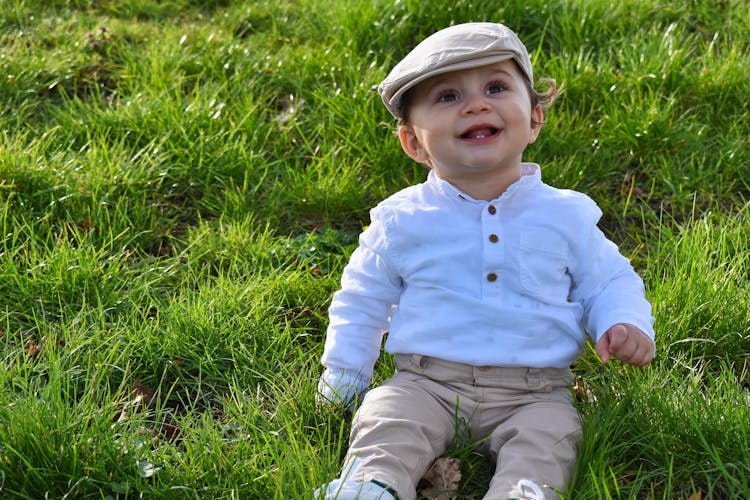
420, 456, 461, 500
133, 378, 158, 405
24, 339, 42, 357
687, 490, 703, 500
574, 377, 597, 403
113, 377, 158, 423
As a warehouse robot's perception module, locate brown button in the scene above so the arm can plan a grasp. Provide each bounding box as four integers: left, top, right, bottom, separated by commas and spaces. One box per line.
489, 234, 499, 243
488, 205, 497, 215
487, 272, 498, 282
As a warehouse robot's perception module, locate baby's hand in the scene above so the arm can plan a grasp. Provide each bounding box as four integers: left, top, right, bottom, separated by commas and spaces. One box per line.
596, 323, 654, 367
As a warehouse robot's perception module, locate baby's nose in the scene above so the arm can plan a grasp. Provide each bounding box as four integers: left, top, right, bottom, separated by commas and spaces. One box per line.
462, 93, 491, 114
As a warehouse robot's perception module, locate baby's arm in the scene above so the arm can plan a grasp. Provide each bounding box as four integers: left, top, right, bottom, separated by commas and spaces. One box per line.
596, 323, 653, 367
566, 200, 655, 362
318, 214, 402, 408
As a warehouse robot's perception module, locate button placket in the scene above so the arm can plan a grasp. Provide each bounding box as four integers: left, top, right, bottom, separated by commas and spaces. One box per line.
483, 204, 501, 285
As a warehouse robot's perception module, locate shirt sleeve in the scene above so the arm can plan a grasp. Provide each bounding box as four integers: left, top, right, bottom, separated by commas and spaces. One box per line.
320, 211, 403, 380
568, 211, 656, 347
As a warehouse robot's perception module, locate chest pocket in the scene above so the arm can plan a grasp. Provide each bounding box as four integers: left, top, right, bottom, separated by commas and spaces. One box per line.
519, 230, 570, 299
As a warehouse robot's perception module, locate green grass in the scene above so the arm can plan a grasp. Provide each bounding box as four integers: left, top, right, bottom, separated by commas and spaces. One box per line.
1, 0, 749, 498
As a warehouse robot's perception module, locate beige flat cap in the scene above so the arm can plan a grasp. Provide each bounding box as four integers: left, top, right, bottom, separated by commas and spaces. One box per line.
378, 22, 534, 119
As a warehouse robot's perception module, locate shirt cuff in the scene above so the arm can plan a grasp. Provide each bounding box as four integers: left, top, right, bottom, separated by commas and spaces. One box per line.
317, 367, 370, 408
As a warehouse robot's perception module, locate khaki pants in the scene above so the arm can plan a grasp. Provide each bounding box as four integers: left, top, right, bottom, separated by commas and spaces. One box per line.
344, 354, 582, 500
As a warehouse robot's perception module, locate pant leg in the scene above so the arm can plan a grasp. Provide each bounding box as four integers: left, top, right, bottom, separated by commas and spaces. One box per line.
482, 390, 582, 499
344, 368, 457, 500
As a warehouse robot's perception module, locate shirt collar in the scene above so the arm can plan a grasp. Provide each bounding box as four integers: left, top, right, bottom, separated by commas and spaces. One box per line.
427, 163, 542, 204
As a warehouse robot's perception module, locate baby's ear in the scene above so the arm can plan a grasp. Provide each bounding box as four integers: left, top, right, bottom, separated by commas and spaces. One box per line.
398, 125, 430, 165
528, 104, 544, 144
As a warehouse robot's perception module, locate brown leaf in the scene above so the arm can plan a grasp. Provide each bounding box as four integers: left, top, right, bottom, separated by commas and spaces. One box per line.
25, 339, 42, 357
420, 457, 461, 500
687, 491, 703, 500
159, 421, 181, 442
574, 378, 597, 403
113, 377, 159, 423
133, 378, 158, 406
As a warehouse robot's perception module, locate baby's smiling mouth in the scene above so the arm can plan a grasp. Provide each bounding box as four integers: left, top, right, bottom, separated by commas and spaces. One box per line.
460, 126, 500, 140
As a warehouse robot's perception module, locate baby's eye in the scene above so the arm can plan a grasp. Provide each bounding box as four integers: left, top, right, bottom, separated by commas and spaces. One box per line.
436, 90, 460, 103
486, 83, 506, 95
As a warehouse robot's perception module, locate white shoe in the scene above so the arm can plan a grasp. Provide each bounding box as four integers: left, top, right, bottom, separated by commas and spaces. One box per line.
507, 479, 545, 500
315, 479, 396, 500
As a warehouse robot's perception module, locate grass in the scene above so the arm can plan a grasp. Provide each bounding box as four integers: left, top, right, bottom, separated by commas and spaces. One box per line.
0, 0, 749, 498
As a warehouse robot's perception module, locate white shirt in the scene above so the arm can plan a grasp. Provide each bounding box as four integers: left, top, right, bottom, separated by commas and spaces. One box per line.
321, 164, 655, 382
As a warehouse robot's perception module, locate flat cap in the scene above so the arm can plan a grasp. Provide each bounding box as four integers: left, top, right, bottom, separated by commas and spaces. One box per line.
378, 22, 534, 119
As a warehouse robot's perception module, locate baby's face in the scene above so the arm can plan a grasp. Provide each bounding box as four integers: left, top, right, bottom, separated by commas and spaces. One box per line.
397, 60, 543, 194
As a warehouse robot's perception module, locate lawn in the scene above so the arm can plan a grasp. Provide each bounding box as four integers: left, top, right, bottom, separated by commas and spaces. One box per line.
0, 0, 749, 498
